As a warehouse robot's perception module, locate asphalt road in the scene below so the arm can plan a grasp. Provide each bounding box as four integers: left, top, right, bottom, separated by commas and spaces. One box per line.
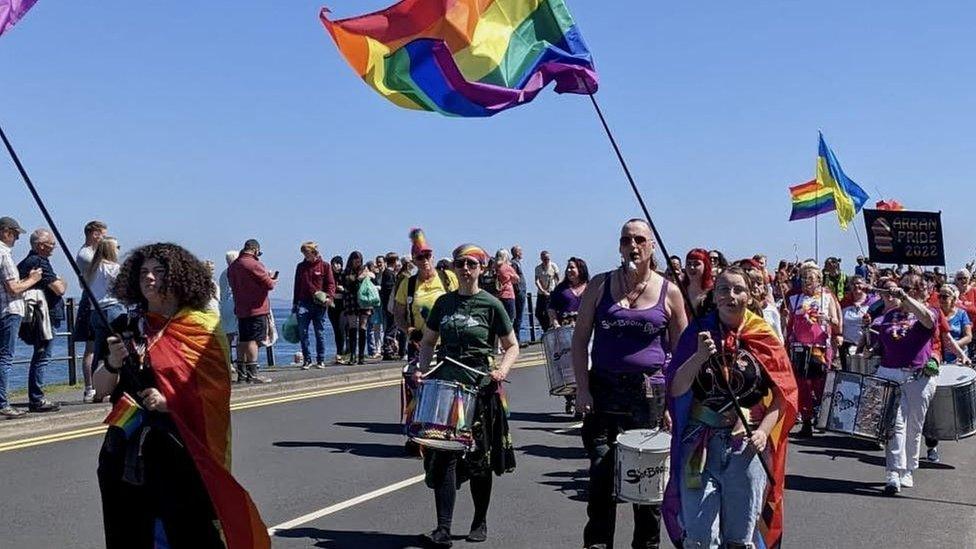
1, 362, 974, 548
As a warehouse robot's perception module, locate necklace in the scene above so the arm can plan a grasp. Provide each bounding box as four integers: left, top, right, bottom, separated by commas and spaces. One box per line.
619, 269, 650, 309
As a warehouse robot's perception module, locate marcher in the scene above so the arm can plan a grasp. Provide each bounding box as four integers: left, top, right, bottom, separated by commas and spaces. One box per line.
534, 250, 560, 332
869, 274, 938, 496
823, 257, 847, 301
94, 243, 270, 548
572, 219, 688, 549
784, 263, 841, 437
682, 248, 714, 318
76, 220, 108, 402
412, 243, 519, 546
227, 239, 276, 383
292, 241, 336, 369
394, 229, 457, 361
664, 266, 797, 549
15, 228, 64, 412
547, 256, 589, 416
839, 276, 876, 369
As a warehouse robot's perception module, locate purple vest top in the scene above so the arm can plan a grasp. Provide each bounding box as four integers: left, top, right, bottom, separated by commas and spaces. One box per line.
591, 274, 671, 374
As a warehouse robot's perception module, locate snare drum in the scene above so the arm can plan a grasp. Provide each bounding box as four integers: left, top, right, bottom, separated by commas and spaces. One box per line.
923, 365, 976, 441
543, 326, 577, 396
847, 354, 880, 375
407, 379, 478, 451
816, 370, 900, 441
614, 429, 671, 505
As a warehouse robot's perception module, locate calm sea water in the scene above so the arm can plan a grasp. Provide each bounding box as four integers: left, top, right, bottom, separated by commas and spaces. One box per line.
7, 307, 538, 391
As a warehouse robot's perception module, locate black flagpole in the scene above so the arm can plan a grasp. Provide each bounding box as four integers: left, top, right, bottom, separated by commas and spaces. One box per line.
0, 122, 110, 328
583, 85, 776, 485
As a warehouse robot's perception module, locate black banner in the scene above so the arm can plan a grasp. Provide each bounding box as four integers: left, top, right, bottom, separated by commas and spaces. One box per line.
863, 209, 945, 266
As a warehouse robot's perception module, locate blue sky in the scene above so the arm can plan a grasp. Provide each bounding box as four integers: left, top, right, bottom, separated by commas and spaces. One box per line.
1, 1, 974, 299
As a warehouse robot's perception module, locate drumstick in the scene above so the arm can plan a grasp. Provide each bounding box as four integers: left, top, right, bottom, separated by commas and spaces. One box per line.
419, 361, 444, 378
444, 356, 511, 383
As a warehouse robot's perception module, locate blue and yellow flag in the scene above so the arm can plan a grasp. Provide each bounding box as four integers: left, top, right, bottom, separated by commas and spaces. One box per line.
816, 132, 869, 229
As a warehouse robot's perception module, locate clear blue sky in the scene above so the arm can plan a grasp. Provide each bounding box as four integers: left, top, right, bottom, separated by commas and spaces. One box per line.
1, 1, 974, 299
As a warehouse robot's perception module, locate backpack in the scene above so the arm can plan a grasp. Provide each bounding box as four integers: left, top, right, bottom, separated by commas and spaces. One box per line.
357, 278, 382, 309
406, 270, 452, 328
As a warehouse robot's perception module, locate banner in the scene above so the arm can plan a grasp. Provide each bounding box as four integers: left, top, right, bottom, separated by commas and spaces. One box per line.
863, 209, 945, 266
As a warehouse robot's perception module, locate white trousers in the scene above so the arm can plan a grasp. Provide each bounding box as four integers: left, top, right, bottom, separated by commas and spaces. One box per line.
874, 366, 936, 473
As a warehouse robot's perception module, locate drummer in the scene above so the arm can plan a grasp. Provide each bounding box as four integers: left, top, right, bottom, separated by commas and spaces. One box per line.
783, 263, 841, 438
412, 244, 518, 546
869, 274, 937, 496
572, 219, 687, 549
547, 257, 589, 415
663, 266, 797, 548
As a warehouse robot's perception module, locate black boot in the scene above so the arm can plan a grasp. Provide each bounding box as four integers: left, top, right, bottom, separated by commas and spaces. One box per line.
466, 522, 487, 543
247, 363, 272, 384
797, 419, 813, 438
421, 528, 453, 547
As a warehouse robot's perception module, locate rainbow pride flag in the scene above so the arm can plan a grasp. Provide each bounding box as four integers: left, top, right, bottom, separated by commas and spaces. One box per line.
320, 0, 598, 117
0, 0, 38, 37
103, 392, 145, 439
788, 179, 835, 221
817, 132, 869, 229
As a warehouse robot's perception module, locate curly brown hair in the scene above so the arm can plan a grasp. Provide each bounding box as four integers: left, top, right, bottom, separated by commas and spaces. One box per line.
112, 243, 215, 311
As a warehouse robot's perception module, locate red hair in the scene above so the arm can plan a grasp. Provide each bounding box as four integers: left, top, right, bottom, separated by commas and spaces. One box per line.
685, 248, 714, 290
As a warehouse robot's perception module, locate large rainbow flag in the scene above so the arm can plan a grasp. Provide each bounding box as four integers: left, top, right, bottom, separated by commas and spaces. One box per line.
320, 0, 598, 117
664, 311, 798, 549
144, 308, 270, 549
788, 178, 834, 221
0, 0, 38, 37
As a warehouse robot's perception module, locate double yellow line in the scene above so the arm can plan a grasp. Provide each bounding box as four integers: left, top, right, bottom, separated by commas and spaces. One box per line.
0, 357, 546, 453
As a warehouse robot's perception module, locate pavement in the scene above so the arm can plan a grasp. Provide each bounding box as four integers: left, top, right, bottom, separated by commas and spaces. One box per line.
0, 349, 974, 548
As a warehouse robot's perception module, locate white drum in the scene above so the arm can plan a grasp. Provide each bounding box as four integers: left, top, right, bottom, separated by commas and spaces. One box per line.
614, 429, 671, 505
543, 326, 577, 396
923, 365, 976, 441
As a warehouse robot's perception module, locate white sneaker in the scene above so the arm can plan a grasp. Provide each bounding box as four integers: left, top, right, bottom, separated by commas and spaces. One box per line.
899, 470, 914, 488
883, 471, 901, 496
83, 388, 96, 403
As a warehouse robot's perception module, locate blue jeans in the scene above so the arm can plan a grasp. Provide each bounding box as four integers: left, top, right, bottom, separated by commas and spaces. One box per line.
297, 300, 327, 363
28, 319, 61, 405
679, 428, 767, 548
0, 313, 23, 409
92, 302, 126, 371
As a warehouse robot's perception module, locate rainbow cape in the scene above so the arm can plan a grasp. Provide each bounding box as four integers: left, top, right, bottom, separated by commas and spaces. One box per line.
816, 132, 869, 229
103, 391, 145, 439
320, 0, 598, 117
0, 0, 38, 37
145, 308, 270, 549
664, 310, 798, 549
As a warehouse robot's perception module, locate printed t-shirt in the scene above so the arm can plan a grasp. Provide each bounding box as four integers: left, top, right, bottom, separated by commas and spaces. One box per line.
425, 290, 513, 386
871, 308, 936, 370
394, 270, 458, 331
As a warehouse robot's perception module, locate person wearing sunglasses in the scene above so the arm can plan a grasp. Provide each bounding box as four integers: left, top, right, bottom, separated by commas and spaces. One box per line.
412, 244, 519, 546
869, 273, 939, 495
394, 228, 457, 362
708, 250, 728, 275
571, 219, 688, 549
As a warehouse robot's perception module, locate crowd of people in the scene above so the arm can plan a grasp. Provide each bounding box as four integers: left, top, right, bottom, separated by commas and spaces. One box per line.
1, 212, 975, 548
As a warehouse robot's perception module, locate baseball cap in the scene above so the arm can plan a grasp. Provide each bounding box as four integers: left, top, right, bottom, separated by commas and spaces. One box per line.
0, 217, 26, 234
243, 238, 261, 251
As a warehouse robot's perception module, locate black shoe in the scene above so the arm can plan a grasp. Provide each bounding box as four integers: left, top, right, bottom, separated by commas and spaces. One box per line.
357, 357, 365, 365
796, 421, 813, 438
29, 399, 61, 413
466, 522, 487, 543
421, 528, 453, 547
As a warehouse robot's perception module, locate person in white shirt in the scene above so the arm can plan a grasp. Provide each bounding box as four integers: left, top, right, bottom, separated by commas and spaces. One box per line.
0, 216, 42, 418
75, 220, 107, 402
534, 250, 560, 332
86, 237, 123, 371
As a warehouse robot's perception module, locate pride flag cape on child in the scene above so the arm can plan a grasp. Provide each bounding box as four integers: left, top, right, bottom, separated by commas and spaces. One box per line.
320, 0, 598, 117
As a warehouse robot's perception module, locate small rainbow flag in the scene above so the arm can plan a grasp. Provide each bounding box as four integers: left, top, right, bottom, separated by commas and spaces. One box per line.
788, 179, 835, 221
451, 391, 467, 430
103, 392, 145, 439
320, 0, 598, 117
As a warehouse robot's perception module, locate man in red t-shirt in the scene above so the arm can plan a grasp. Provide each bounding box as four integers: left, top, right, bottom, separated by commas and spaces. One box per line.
228, 239, 277, 383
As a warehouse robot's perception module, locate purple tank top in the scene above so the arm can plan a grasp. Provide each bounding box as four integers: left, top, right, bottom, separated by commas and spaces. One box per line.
591, 273, 671, 374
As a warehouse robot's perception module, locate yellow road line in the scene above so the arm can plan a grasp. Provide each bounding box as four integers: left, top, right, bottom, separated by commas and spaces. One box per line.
0, 358, 546, 453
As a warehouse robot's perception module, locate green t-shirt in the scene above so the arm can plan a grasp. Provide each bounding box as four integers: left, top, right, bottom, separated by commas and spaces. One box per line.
425, 290, 514, 386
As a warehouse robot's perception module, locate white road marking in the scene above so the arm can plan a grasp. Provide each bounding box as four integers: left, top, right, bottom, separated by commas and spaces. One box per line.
553, 422, 584, 434
268, 474, 426, 535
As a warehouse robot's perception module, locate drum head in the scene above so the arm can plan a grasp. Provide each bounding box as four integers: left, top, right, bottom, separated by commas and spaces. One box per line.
616, 429, 671, 452
935, 365, 976, 387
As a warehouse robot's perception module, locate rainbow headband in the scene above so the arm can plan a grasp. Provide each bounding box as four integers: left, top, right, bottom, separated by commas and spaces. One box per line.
452, 243, 489, 266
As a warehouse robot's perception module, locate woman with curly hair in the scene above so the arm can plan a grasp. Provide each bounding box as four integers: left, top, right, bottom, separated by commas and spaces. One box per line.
94, 243, 269, 549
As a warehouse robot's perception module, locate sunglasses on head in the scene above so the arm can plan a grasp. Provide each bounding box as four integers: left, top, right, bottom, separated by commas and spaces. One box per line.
453, 258, 479, 269
619, 235, 648, 246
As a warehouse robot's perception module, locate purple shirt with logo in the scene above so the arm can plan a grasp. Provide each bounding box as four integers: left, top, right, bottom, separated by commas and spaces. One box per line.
872, 307, 935, 370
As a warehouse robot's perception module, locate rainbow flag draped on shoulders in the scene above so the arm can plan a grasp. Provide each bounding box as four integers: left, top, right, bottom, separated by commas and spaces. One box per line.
145, 308, 270, 549
663, 311, 798, 549
0, 0, 39, 37
320, 0, 598, 117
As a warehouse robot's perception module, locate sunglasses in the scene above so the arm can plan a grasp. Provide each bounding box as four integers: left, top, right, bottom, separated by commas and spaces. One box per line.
414, 251, 433, 260
453, 258, 479, 269
619, 235, 648, 246
939, 294, 954, 299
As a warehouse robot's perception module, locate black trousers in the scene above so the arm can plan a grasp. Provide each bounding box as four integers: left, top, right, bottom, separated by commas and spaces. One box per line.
97, 427, 223, 549
582, 373, 662, 549
535, 293, 552, 332
327, 306, 345, 355
427, 449, 493, 533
